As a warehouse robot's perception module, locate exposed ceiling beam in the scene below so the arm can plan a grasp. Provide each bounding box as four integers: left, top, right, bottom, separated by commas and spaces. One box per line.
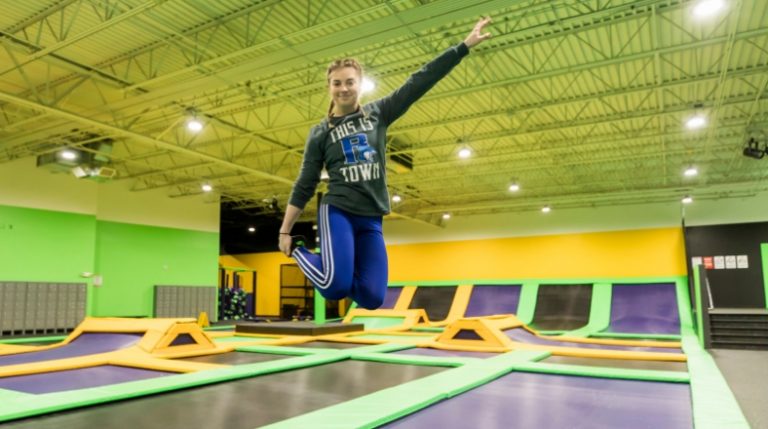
0, 89, 295, 186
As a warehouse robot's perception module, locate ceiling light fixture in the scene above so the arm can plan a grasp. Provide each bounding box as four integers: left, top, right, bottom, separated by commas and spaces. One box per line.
693, 0, 725, 18
457, 147, 472, 159
508, 183, 520, 192
682, 195, 693, 204
392, 194, 402, 203
685, 114, 707, 130
684, 166, 699, 177
185, 107, 204, 133
187, 118, 203, 132
59, 149, 78, 161
541, 205, 551, 213
201, 183, 213, 192
442, 213, 451, 220
361, 77, 375, 94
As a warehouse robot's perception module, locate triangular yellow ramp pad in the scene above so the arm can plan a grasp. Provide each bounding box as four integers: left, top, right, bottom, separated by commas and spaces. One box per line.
437, 315, 521, 349
197, 311, 210, 327
144, 321, 217, 357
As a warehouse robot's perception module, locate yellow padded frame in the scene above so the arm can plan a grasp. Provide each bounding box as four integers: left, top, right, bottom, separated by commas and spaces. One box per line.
393, 285, 417, 310
428, 315, 687, 361
0, 317, 197, 357
0, 318, 269, 378
342, 308, 429, 331
316, 331, 439, 346
415, 284, 473, 327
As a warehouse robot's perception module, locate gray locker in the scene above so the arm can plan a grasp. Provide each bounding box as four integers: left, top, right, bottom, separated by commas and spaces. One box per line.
0, 281, 87, 337
154, 285, 217, 322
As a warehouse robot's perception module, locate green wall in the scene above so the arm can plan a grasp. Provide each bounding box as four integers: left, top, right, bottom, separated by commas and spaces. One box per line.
0, 204, 219, 317
0, 205, 96, 282
93, 221, 219, 317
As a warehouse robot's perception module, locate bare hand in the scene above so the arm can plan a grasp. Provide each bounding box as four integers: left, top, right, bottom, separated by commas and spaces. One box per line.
278, 234, 292, 256
464, 17, 492, 48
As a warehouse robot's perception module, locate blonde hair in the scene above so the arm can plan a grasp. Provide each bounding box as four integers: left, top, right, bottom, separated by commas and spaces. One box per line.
326, 58, 363, 118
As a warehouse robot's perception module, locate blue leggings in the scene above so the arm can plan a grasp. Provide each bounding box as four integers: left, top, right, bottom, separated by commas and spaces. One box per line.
292, 203, 388, 310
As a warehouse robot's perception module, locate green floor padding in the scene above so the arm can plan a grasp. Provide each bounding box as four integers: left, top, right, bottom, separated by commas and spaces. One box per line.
0, 336, 67, 344
261, 350, 549, 429
352, 334, 434, 342
350, 316, 407, 330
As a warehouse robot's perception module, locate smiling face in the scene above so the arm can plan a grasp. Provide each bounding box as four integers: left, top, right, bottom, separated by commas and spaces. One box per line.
328, 66, 361, 115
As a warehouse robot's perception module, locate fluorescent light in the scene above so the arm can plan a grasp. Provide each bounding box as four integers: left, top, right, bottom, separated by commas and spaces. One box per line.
685, 115, 706, 130
684, 166, 698, 177
458, 147, 472, 159
508, 183, 520, 192
541, 205, 551, 213
392, 194, 402, 203
442, 213, 451, 220
361, 77, 375, 94
693, 0, 725, 18
187, 119, 203, 132
59, 149, 78, 161
201, 183, 213, 192
682, 196, 693, 204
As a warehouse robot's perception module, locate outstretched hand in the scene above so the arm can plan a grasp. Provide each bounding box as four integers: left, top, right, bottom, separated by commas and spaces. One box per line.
464, 17, 492, 48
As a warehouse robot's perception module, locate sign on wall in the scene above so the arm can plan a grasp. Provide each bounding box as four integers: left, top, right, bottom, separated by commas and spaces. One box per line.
691, 255, 749, 270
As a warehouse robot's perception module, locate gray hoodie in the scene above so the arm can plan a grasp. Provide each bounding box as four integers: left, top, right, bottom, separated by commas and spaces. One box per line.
288, 42, 470, 216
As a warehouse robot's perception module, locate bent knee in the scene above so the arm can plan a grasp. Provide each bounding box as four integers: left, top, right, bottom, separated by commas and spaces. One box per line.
315, 281, 351, 301
356, 294, 384, 310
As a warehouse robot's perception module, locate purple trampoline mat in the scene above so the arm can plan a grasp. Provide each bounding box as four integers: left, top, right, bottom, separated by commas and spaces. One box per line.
392, 348, 500, 359
464, 285, 521, 317
0, 333, 143, 366
382, 371, 692, 428
505, 328, 682, 354
0, 365, 172, 394
607, 284, 681, 334
381, 287, 402, 309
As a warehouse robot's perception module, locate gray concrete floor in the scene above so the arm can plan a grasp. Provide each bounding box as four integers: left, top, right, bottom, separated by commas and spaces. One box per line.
710, 348, 768, 429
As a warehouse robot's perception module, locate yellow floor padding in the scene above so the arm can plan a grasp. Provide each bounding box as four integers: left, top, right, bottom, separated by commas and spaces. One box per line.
0, 313, 688, 381
342, 308, 429, 331
424, 314, 687, 361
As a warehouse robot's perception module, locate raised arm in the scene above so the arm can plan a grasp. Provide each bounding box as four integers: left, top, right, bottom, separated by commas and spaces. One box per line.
377, 17, 492, 125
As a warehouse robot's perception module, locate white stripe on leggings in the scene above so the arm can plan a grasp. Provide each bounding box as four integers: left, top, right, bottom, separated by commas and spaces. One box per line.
293, 204, 334, 289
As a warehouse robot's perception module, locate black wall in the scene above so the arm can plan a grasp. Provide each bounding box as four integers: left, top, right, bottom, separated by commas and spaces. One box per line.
219, 201, 317, 255
685, 222, 767, 308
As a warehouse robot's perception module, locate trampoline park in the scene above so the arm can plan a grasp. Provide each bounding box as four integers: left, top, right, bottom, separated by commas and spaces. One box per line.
0, 276, 751, 428
2, 1, 768, 429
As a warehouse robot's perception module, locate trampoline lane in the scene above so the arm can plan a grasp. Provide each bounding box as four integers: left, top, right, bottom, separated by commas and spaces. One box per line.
381, 286, 403, 309
408, 286, 457, 322
530, 284, 592, 331
606, 283, 681, 334
381, 371, 692, 428
0, 365, 173, 394
2, 360, 446, 429
0, 333, 143, 366
464, 285, 521, 317
504, 328, 683, 354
